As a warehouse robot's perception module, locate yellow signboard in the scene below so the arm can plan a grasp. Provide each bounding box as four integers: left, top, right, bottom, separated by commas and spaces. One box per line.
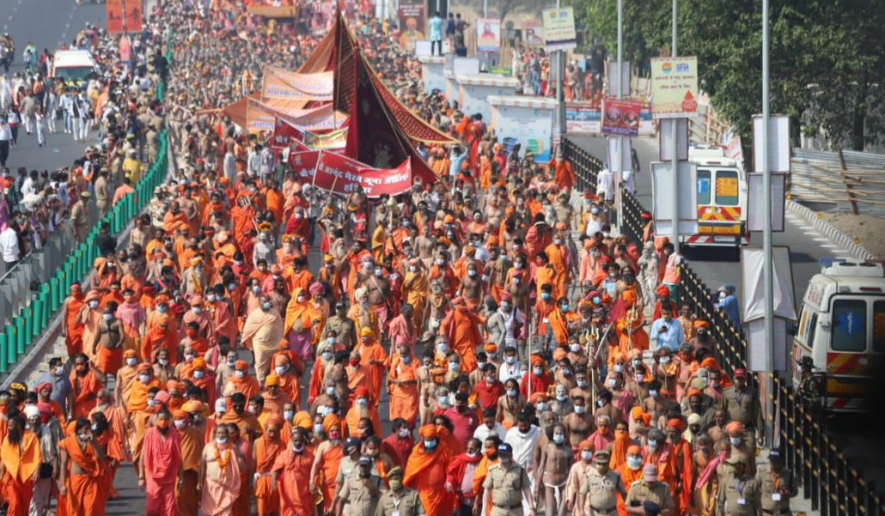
650, 56, 699, 118
699, 224, 741, 235
542, 7, 577, 52
716, 177, 738, 197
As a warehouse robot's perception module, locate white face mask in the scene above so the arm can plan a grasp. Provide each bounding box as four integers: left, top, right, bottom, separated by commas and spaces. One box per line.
660, 356, 671, 364
284, 410, 294, 420
729, 436, 742, 446
235, 370, 246, 378
326, 386, 336, 396
127, 358, 137, 366
192, 307, 202, 315
55, 366, 65, 376
139, 374, 151, 384
174, 420, 187, 429
553, 434, 565, 444
276, 365, 287, 375
216, 437, 228, 446
575, 405, 586, 414
437, 396, 450, 407
581, 450, 593, 461
193, 370, 204, 379
398, 428, 410, 438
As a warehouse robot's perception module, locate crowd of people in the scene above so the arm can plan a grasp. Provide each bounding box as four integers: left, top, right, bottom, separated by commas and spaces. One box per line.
0, 26, 164, 274
0, 4, 794, 516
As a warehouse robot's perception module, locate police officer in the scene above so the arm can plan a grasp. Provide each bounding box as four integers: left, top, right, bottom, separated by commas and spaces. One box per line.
718, 455, 762, 516
625, 465, 674, 516
338, 456, 384, 516
756, 449, 797, 516
482, 443, 537, 516
581, 451, 627, 516
375, 467, 424, 516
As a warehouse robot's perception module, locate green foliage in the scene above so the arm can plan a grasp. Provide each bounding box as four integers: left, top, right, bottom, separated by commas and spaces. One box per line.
572, 0, 885, 150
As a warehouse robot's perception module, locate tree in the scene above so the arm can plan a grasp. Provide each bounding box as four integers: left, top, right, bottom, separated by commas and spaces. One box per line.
573, 0, 885, 151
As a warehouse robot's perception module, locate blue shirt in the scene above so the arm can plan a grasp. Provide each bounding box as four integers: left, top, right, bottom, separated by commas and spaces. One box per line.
429, 17, 444, 41
650, 317, 685, 352
716, 294, 740, 324
35, 371, 72, 416
449, 151, 467, 178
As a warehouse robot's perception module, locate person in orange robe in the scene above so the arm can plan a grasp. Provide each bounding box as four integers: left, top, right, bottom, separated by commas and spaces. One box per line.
0, 416, 41, 516
62, 283, 87, 356
254, 416, 285, 516
666, 418, 695, 516
59, 419, 107, 516
139, 411, 182, 516
353, 327, 388, 403
272, 426, 315, 516
616, 290, 649, 357
548, 299, 579, 346
163, 202, 190, 234
141, 309, 178, 364
524, 215, 552, 261
175, 409, 204, 516
127, 363, 162, 464
442, 298, 482, 373
404, 425, 456, 516
90, 389, 128, 499
345, 387, 381, 437
609, 422, 633, 471
261, 374, 292, 418
272, 354, 302, 410
227, 360, 261, 400
309, 414, 344, 513
616, 446, 645, 516
387, 344, 419, 427
552, 155, 577, 190
70, 354, 106, 420
265, 181, 285, 225
200, 424, 244, 515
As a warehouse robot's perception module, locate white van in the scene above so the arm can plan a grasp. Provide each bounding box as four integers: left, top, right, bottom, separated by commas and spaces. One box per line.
51, 50, 98, 85
791, 259, 885, 412
682, 146, 749, 247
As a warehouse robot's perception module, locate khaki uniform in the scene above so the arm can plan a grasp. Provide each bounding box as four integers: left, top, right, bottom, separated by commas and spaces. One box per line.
581, 469, 625, 516
721, 387, 763, 436
94, 176, 109, 214
71, 201, 91, 242
624, 481, 674, 516
483, 462, 531, 516
756, 466, 797, 516
717, 472, 761, 516
340, 475, 383, 516
374, 488, 424, 516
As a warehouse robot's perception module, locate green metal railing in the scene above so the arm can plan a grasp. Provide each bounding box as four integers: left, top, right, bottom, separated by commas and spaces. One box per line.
0, 38, 172, 374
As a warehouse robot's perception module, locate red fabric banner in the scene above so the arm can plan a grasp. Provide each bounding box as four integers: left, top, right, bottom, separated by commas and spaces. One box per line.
312, 152, 413, 198
106, 0, 124, 33
271, 118, 304, 149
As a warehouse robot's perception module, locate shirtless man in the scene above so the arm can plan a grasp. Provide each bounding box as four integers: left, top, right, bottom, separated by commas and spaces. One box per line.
485, 195, 504, 229
358, 260, 391, 327
563, 396, 594, 447
415, 350, 437, 424
496, 378, 526, 428
485, 245, 509, 298
460, 263, 483, 309
536, 423, 575, 516
415, 223, 437, 270
92, 304, 124, 375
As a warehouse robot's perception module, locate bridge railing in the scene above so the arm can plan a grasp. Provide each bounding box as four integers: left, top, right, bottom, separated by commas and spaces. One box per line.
563, 136, 885, 516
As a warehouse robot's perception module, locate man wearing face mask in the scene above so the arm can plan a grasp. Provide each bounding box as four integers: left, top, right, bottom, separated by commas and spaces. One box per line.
581, 451, 628, 516
62, 283, 87, 357
595, 390, 625, 426
253, 416, 285, 516
714, 284, 740, 325
444, 392, 479, 445
564, 439, 596, 516
269, 426, 313, 515
724, 421, 757, 475
323, 301, 357, 350
563, 396, 593, 446
241, 295, 284, 383
346, 387, 381, 438
535, 423, 574, 516
649, 309, 684, 353
404, 425, 457, 516
616, 445, 645, 516
59, 418, 107, 516
309, 414, 344, 513
221, 392, 263, 442
720, 369, 763, 450
69, 353, 106, 420
377, 466, 424, 516
337, 455, 384, 516
176, 406, 205, 516
139, 410, 183, 516
482, 443, 536, 516
35, 357, 72, 421
226, 360, 260, 400
624, 464, 674, 516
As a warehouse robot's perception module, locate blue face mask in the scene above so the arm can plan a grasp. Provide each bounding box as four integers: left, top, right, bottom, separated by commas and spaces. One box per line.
542, 293, 551, 301
592, 296, 601, 304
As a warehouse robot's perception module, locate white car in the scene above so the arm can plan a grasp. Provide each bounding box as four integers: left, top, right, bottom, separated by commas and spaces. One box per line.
51, 50, 99, 85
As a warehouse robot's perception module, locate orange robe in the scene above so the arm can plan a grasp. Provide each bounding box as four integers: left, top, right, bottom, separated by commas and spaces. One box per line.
254, 436, 284, 515
1, 432, 41, 516
70, 371, 102, 420
345, 403, 382, 437
443, 306, 482, 373
64, 296, 86, 356
616, 464, 644, 516
272, 447, 315, 516
227, 374, 261, 400
353, 340, 388, 402
60, 435, 104, 516
404, 443, 456, 516
387, 354, 419, 425
315, 442, 344, 512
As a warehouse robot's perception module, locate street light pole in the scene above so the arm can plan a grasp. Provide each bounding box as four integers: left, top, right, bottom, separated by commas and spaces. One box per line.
670, 0, 679, 253
614, 0, 623, 223
556, 0, 566, 138
762, 0, 775, 447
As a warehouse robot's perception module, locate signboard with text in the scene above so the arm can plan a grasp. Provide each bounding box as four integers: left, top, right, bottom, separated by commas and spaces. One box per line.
542, 7, 577, 52
312, 152, 414, 198
650, 56, 699, 118
602, 97, 642, 137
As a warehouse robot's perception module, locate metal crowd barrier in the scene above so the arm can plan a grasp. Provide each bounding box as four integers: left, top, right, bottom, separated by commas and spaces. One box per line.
0, 38, 172, 376
563, 136, 885, 516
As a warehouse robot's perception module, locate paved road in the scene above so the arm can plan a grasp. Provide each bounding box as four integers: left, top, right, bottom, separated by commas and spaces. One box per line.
2, 1, 106, 173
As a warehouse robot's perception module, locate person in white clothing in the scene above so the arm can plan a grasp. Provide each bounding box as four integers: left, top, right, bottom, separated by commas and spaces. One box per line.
504, 411, 542, 512
59, 90, 73, 133
596, 167, 614, 203
35, 106, 46, 146
0, 221, 20, 269
473, 408, 507, 442
45, 89, 58, 133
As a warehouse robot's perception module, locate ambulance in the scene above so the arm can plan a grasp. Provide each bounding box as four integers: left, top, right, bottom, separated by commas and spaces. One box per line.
682, 146, 748, 247
50, 50, 98, 86
791, 259, 885, 412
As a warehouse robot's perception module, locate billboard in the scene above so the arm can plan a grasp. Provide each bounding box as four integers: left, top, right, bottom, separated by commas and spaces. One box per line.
650, 56, 699, 118
398, 3, 426, 52
602, 97, 642, 137
476, 19, 501, 53
542, 7, 577, 52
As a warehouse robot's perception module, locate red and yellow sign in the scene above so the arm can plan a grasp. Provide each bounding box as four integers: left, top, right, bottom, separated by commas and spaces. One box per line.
698, 206, 742, 222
